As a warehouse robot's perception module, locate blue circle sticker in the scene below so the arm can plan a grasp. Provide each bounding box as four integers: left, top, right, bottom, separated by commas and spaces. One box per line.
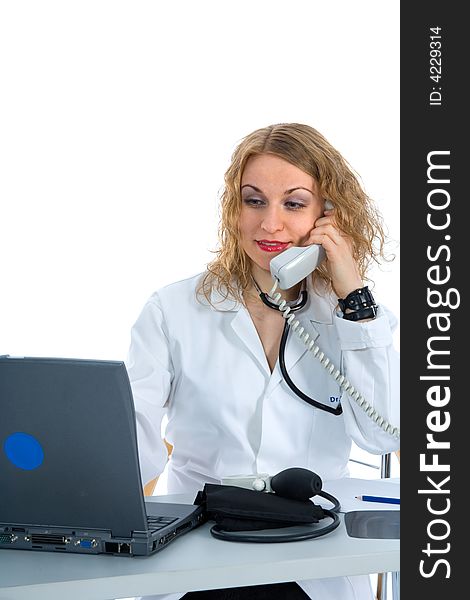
3, 432, 44, 470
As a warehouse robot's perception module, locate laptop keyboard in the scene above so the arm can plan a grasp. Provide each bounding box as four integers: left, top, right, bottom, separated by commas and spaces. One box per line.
147, 516, 178, 533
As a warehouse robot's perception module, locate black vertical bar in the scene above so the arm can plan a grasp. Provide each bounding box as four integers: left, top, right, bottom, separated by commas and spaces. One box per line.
401, 2, 465, 597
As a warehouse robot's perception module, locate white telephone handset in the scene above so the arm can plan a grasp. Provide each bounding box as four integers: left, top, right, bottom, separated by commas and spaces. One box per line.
270, 244, 326, 290
267, 200, 399, 440
269, 199, 331, 289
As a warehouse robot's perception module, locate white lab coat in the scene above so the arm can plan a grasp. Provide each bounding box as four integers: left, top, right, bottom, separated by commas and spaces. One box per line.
125, 272, 400, 600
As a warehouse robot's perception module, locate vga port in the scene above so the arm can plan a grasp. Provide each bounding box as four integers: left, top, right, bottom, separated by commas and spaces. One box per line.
0, 533, 16, 544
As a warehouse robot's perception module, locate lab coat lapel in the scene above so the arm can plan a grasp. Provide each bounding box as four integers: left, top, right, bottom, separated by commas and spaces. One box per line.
267, 320, 321, 392
268, 280, 335, 393
209, 285, 271, 376
230, 308, 271, 376
208, 279, 335, 383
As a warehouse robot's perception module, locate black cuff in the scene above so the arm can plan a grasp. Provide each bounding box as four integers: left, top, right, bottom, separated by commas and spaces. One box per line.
338, 286, 378, 321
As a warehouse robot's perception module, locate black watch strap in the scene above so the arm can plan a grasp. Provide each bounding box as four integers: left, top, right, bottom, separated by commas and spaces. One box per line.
342, 306, 378, 321
338, 286, 378, 321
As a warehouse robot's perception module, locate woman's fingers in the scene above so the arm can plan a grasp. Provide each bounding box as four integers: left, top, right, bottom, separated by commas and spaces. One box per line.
309, 223, 344, 245
306, 222, 348, 249
305, 213, 362, 297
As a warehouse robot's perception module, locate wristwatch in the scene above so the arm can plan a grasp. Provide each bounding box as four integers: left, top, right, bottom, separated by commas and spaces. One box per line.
338, 286, 378, 321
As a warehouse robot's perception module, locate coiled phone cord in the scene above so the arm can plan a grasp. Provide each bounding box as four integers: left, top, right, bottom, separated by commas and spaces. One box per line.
269, 279, 400, 440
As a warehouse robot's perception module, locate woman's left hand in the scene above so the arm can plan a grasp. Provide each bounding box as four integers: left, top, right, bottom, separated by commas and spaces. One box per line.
304, 209, 363, 299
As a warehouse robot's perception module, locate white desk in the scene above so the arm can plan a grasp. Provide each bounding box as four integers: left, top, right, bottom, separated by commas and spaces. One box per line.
0, 489, 399, 600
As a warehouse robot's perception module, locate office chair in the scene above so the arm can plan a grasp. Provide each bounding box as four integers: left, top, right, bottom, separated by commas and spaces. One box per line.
143, 439, 173, 497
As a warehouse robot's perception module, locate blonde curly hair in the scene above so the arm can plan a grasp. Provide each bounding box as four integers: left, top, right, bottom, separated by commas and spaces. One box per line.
198, 123, 387, 305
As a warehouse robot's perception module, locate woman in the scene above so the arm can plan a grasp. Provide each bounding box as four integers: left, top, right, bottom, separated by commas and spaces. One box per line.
126, 123, 400, 599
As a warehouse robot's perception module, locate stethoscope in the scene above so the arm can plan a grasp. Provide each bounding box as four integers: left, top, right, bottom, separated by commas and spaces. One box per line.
253, 277, 342, 416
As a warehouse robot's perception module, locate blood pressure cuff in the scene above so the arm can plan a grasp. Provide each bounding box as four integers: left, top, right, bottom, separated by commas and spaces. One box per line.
194, 483, 326, 531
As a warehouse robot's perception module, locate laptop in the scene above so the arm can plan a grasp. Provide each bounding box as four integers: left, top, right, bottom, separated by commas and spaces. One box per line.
0, 355, 205, 556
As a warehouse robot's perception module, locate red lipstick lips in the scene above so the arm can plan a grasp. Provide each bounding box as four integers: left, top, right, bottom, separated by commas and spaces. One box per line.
256, 240, 290, 253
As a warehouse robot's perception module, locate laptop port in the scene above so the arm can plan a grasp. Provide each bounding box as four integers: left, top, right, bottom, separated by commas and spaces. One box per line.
31, 534, 67, 546
159, 531, 176, 546
104, 542, 131, 554
77, 539, 97, 549
175, 522, 192, 535
0, 533, 17, 544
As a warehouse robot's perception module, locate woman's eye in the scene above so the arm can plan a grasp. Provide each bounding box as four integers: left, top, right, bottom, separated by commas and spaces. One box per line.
285, 200, 305, 210
243, 198, 265, 207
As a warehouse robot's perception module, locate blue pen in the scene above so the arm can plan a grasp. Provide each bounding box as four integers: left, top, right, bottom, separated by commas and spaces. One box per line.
355, 494, 400, 505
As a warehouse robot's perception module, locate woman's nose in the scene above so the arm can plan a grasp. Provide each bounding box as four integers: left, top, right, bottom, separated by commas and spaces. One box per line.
261, 207, 284, 233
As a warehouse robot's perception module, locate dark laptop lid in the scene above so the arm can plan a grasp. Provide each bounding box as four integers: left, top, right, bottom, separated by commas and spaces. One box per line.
0, 356, 148, 537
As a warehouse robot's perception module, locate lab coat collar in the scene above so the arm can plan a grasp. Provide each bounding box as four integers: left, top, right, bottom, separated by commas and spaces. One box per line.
208, 282, 241, 312
219, 275, 335, 380
207, 274, 336, 322
304, 276, 335, 325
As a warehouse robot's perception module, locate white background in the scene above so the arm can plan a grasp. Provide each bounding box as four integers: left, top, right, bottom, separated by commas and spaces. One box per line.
1, 1, 400, 479
1, 3, 400, 595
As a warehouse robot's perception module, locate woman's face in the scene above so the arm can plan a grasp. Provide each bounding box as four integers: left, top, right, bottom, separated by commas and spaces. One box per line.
239, 153, 324, 279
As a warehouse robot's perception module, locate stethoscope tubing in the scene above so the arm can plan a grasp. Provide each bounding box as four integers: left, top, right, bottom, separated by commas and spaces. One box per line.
259, 287, 342, 416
